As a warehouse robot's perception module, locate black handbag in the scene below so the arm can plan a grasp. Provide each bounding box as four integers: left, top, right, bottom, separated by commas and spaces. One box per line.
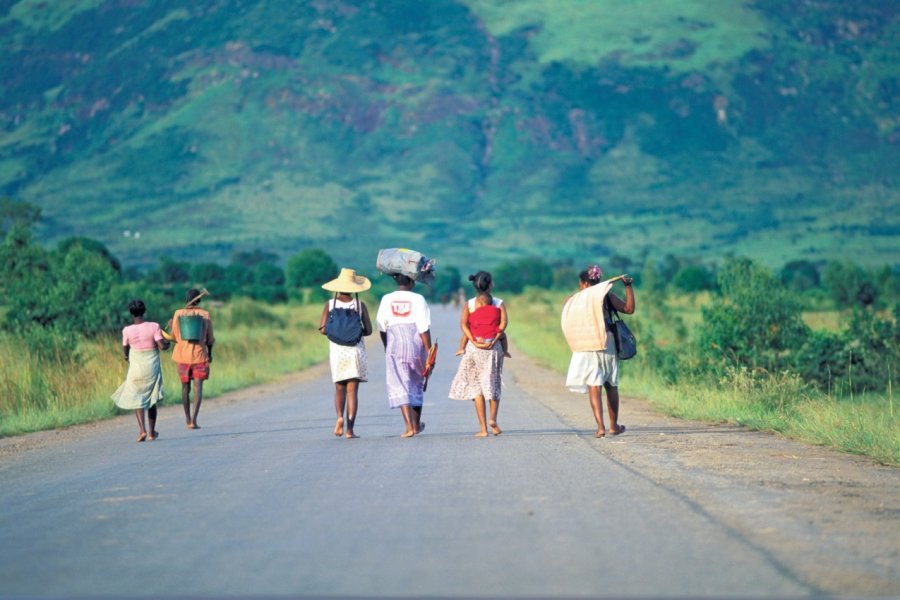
604, 296, 637, 360
324, 294, 364, 346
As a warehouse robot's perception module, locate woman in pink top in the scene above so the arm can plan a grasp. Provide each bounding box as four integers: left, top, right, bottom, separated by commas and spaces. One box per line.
111, 299, 168, 442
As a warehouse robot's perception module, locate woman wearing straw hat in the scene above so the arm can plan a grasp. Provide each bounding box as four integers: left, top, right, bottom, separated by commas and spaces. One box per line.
375, 273, 433, 438
319, 268, 373, 439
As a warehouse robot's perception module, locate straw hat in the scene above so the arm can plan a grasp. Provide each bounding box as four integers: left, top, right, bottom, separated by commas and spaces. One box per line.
322, 268, 372, 293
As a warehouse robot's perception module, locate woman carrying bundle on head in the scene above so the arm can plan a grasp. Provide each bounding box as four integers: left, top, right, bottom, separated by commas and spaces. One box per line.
319, 268, 374, 439
112, 299, 168, 442
375, 272, 433, 438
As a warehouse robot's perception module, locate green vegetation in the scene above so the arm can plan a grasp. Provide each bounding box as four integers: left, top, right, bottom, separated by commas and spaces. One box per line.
2, 189, 897, 467
0, 1, 896, 269
507, 259, 899, 466
0, 300, 327, 437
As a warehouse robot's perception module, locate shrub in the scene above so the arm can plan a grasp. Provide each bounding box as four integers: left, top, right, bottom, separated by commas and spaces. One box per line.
823, 260, 878, 308
286, 249, 337, 301
672, 265, 714, 292
698, 258, 809, 372
780, 260, 820, 291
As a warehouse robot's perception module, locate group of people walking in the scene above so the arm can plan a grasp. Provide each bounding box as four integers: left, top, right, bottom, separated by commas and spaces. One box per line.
112, 262, 635, 443
318, 263, 635, 440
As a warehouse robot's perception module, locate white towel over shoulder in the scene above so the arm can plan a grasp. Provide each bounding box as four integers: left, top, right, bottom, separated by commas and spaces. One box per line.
560, 279, 614, 353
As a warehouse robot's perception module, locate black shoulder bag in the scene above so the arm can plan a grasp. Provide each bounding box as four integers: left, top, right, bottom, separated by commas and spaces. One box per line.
604, 295, 637, 360
325, 294, 365, 346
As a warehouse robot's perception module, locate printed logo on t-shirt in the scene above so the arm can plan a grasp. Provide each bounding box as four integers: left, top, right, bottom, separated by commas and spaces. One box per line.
391, 301, 412, 317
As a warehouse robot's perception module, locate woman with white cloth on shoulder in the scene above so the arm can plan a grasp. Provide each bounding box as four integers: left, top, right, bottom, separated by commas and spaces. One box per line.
561, 264, 635, 438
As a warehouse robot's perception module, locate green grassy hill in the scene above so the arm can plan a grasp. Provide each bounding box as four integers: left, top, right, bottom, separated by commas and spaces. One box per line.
1, 0, 897, 270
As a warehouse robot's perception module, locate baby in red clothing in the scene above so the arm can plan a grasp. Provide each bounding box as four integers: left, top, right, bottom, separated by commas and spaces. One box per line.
456, 291, 511, 357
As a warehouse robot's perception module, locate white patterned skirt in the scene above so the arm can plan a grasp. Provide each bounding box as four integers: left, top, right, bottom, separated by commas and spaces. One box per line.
329, 340, 368, 383
448, 344, 504, 401
566, 344, 619, 393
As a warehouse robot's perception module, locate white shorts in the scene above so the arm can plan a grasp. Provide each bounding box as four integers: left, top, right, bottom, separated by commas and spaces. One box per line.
565, 346, 619, 393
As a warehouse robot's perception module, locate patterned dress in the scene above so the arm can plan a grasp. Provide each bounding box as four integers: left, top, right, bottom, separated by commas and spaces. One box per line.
448, 344, 504, 401
448, 297, 504, 401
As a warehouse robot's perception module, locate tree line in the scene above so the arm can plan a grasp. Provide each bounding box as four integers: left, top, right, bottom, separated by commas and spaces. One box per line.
2, 198, 898, 392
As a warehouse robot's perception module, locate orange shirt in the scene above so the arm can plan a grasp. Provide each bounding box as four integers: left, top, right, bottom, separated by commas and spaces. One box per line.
170, 307, 215, 364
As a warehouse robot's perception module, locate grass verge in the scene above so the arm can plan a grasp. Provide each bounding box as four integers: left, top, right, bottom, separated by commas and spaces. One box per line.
0, 299, 327, 437
507, 292, 899, 466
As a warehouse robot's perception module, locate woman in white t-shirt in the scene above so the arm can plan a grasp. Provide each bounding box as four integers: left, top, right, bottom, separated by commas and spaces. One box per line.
319, 268, 373, 439
376, 273, 433, 438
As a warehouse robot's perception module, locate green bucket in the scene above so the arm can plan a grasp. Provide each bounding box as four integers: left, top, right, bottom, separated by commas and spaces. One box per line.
178, 314, 204, 342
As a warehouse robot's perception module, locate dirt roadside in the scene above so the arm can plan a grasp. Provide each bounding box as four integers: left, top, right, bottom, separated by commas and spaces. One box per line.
504, 353, 900, 597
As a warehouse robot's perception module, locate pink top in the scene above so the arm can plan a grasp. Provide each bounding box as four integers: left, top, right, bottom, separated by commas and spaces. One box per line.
469, 305, 502, 340
122, 321, 163, 350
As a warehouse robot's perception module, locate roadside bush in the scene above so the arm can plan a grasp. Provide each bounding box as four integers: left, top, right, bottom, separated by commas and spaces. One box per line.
822, 260, 879, 308
698, 258, 809, 372
840, 305, 900, 393
718, 366, 813, 413
251, 262, 287, 303
793, 329, 847, 392
286, 249, 337, 302
672, 265, 715, 292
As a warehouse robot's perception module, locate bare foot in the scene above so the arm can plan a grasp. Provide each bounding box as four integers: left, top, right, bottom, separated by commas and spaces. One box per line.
608, 424, 625, 436
137, 432, 147, 443
596, 428, 606, 438
475, 430, 489, 437
147, 431, 157, 441
345, 431, 359, 439
400, 429, 416, 438
188, 422, 200, 430
489, 420, 502, 436
334, 417, 344, 437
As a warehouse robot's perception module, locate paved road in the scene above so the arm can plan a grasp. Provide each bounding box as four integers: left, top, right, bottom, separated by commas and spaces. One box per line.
0, 305, 820, 597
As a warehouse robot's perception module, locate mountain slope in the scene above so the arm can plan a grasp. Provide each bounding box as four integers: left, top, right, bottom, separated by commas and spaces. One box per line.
1, 0, 897, 270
